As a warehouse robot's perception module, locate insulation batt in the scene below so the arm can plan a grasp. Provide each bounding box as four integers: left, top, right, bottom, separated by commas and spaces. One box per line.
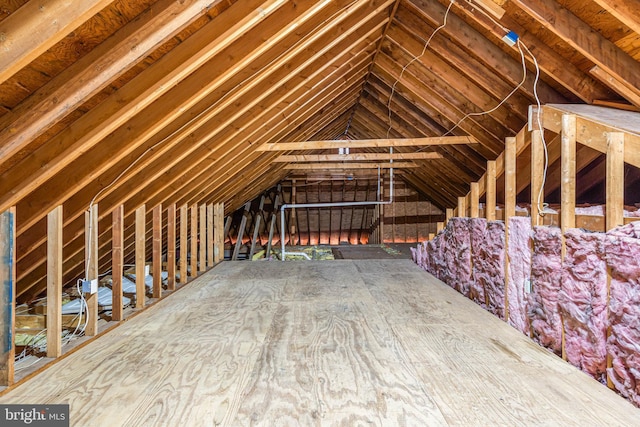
559, 229, 607, 382
470, 219, 506, 316
443, 218, 472, 297
529, 226, 563, 354
605, 223, 640, 406
507, 217, 532, 335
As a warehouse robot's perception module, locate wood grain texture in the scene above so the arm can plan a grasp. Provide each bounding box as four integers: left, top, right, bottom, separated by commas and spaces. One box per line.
0, 260, 638, 425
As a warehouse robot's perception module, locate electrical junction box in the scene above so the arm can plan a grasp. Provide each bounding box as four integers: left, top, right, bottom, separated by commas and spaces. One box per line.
82, 278, 98, 294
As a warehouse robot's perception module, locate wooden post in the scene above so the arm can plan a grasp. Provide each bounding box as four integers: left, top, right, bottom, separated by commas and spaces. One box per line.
504, 136, 517, 321
85, 204, 99, 336
531, 129, 545, 226
470, 182, 479, 218
486, 160, 497, 221
199, 204, 206, 272
46, 206, 63, 358
190, 204, 198, 276
436, 222, 444, 233
249, 196, 265, 260
135, 205, 146, 309
179, 204, 188, 283
152, 204, 162, 299
561, 114, 577, 240
458, 196, 467, 218
0, 208, 16, 386
445, 208, 453, 223
207, 203, 214, 267
111, 205, 124, 321
606, 132, 625, 389
166, 204, 176, 291
214, 202, 224, 263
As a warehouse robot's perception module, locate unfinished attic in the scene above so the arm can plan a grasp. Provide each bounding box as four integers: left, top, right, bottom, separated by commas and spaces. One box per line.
1, 0, 640, 424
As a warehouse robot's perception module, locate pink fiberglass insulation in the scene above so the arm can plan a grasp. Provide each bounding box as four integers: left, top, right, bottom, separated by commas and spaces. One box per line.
528, 226, 563, 354
443, 218, 472, 297
605, 225, 640, 406
559, 229, 607, 382
507, 217, 532, 335
470, 219, 506, 317
428, 235, 446, 281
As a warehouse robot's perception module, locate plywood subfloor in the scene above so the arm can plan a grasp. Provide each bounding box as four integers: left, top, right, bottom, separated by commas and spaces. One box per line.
1, 260, 637, 426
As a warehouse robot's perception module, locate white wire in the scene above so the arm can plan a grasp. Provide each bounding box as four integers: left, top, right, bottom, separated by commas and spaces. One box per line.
386, 0, 456, 139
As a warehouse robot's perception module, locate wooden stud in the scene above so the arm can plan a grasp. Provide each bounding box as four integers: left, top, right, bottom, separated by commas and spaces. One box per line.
166, 204, 176, 291
458, 196, 467, 218
111, 205, 124, 321
531, 129, 545, 227
470, 182, 479, 218
504, 137, 517, 221
135, 205, 146, 309
199, 204, 206, 272
179, 204, 188, 284
190, 205, 198, 276
207, 203, 214, 267
436, 222, 444, 233
561, 114, 577, 244
85, 204, 99, 336
214, 202, 224, 263
0, 208, 16, 386
606, 132, 625, 389
152, 204, 162, 299
46, 206, 63, 358
486, 160, 496, 221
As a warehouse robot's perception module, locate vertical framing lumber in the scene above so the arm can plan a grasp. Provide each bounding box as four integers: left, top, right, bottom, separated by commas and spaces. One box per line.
152, 204, 162, 299
445, 208, 453, 224
46, 205, 63, 358
84, 204, 99, 336
190, 204, 198, 276
111, 205, 124, 321
166, 204, 176, 291
504, 136, 517, 321
135, 205, 146, 309
199, 204, 206, 272
561, 115, 577, 237
214, 202, 225, 263
179, 204, 188, 283
458, 196, 467, 218
606, 131, 625, 389
486, 160, 497, 221
249, 196, 265, 260
207, 203, 214, 267
232, 214, 248, 261
436, 222, 444, 233
0, 207, 15, 386
470, 182, 479, 218
531, 129, 545, 227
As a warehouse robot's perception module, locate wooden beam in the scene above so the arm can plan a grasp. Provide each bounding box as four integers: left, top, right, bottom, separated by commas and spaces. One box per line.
111, 205, 124, 321
232, 203, 251, 261
249, 196, 266, 260
561, 115, 577, 236
46, 205, 63, 358
589, 65, 640, 109
606, 133, 625, 230
273, 152, 442, 162
469, 0, 505, 19
167, 204, 176, 291
190, 205, 198, 277
284, 162, 418, 170
504, 137, 517, 220
531, 130, 545, 227
258, 136, 476, 151
0, 0, 110, 85
199, 204, 206, 273
214, 203, 225, 263
591, 0, 640, 43
152, 204, 162, 299
486, 160, 496, 221
135, 205, 146, 309
84, 204, 99, 335
458, 197, 467, 218
179, 205, 188, 283
512, 0, 640, 97
470, 183, 479, 218
207, 204, 214, 268
0, 207, 15, 386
